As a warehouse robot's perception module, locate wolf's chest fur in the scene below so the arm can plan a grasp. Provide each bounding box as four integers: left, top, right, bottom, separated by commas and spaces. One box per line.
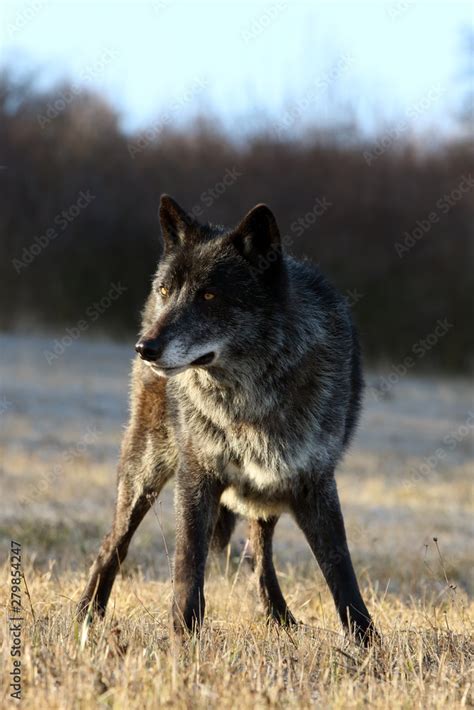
170, 364, 346, 518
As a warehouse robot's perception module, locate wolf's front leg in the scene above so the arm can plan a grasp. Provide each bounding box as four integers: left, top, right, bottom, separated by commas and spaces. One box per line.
172, 467, 223, 633
77, 478, 152, 620
292, 477, 377, 645
77, 408, 175, 621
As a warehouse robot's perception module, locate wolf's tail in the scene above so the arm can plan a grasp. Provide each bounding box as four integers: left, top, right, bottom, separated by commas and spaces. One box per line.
211, 504, 238, 551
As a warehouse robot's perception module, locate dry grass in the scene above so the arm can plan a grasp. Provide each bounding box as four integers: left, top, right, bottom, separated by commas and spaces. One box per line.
0, 334, 473, 707
1, 558, 473, 709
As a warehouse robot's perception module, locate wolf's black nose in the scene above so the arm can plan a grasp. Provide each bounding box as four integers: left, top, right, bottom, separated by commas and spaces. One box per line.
135, 339, 162, 362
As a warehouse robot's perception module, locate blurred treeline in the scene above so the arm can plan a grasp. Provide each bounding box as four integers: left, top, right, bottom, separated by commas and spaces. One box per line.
1, 70, 473, 371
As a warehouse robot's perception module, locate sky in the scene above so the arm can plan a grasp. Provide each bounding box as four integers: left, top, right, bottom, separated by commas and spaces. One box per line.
1, 0, 473, 136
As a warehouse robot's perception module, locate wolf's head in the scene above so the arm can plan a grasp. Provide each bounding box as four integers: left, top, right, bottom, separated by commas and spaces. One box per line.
135, 195, 287, 378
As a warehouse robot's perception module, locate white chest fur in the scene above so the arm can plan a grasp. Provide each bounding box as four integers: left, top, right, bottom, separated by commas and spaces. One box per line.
220, 487, 288, 520
220, 460, 290, 520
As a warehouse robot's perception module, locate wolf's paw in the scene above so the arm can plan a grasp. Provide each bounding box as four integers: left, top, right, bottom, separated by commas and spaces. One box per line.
266, 606, 298, 628
353, 620, 380, 647
76, 596, 105, 624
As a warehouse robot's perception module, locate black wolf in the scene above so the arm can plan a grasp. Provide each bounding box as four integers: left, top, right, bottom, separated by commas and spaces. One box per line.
78, 195, 376, 644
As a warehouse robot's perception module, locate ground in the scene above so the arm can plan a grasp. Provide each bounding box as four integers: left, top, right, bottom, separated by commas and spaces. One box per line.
0, 333, 473, 708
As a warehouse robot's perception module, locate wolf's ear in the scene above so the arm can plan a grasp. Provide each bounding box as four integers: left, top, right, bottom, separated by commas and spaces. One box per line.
230, 204, 282, 272
159, 194, 196, 250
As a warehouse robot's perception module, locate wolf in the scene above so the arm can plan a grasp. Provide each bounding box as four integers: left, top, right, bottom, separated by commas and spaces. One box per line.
77, 195, 377, 644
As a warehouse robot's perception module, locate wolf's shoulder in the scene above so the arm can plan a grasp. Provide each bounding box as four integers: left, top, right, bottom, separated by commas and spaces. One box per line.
285, 256, 348, 316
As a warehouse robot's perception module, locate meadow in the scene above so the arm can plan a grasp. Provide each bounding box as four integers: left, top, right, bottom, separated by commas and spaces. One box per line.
0, 333, 472, 708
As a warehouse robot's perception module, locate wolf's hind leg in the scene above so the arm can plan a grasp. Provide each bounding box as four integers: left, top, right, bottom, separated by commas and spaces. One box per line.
250, 517, 296, 626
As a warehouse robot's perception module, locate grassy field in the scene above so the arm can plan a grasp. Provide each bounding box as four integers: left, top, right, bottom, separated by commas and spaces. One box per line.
0, 333, 473, 708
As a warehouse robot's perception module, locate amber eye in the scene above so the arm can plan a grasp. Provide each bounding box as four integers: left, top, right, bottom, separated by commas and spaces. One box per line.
202, 291, 216, 301
159, 285, 169, 298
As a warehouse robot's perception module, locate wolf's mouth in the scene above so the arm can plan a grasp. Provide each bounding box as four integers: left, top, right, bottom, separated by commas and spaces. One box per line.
190, 352, 215, 366
147, 352, 216, 378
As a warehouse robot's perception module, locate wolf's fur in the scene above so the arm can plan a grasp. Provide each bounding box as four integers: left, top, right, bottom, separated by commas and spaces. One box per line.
78, 195, 376, 643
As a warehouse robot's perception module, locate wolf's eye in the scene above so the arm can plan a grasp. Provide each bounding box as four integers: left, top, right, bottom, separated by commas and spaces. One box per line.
202, 291, 216, 301
159, 285, 169, 298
